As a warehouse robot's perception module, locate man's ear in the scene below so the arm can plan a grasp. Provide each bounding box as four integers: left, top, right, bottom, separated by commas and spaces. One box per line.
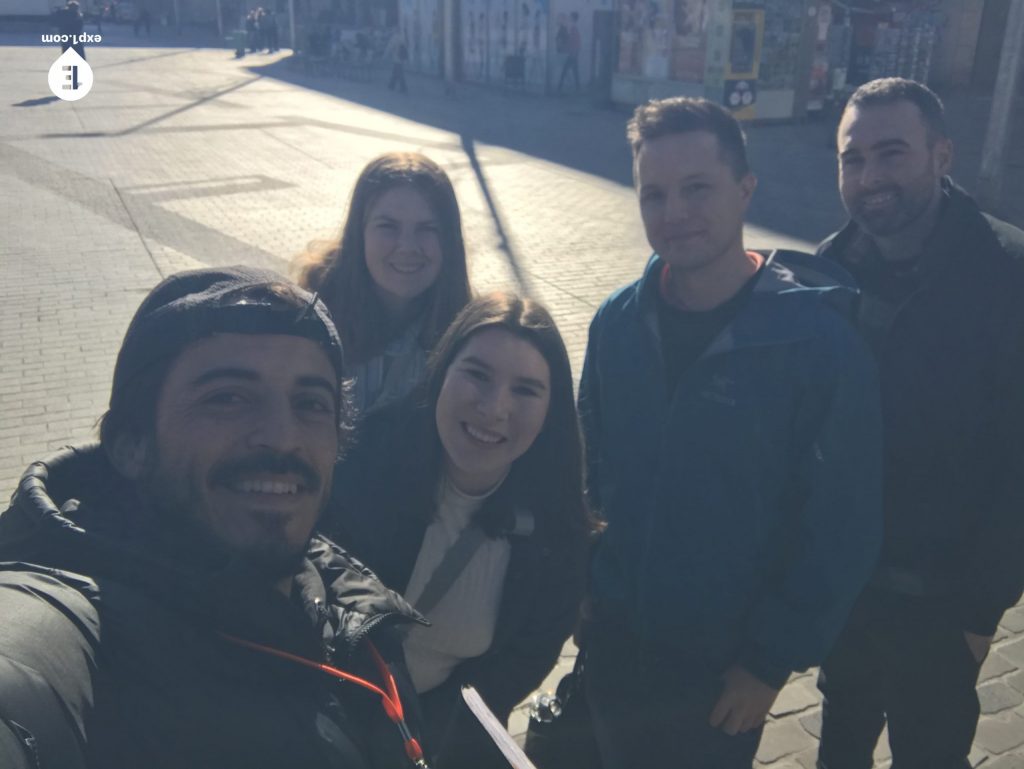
107, 431, 150, 480
934, 136, 953, 177
739, 172, 757, 208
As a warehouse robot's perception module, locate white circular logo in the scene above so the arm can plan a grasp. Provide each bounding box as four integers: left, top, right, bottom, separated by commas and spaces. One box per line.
48, 48, 93, 101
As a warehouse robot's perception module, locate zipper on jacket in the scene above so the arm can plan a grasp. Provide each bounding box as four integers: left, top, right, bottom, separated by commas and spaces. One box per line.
4, 719, 42, 769
314, 597, 335, 663
347, 611, 402, 654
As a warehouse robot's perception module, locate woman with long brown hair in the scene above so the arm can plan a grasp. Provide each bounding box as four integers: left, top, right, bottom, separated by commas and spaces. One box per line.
294, 152, 473, 416
324, 293, 592, 768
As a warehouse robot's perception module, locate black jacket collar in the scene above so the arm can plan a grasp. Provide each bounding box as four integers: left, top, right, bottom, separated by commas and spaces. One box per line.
0, 444, 423, 653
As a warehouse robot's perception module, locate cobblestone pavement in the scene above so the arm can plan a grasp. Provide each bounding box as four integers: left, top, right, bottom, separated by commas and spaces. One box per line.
2, 28, 1023, 768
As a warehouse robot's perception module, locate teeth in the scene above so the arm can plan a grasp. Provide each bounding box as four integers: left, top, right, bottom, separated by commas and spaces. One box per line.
863, 192, 895, 208
232, 479, 299, 495
465, 424, 503, 444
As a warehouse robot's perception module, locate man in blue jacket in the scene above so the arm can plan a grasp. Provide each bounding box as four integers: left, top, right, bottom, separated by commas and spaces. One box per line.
578, 97, 883, 767
816, 78, 1024, 769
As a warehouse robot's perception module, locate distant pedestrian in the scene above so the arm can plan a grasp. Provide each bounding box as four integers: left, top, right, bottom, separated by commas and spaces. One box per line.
263, 9, 278, 52
245, 10, 257, 53
55, 0, 85, 58
556, 11, 580, 93
386, 30, 408, 93
816, 77, 1024, 769
254, 8, 267, 52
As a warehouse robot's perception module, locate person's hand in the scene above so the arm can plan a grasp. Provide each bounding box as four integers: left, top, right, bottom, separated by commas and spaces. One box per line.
708, 666, 780, 736
964, 631, 993, 664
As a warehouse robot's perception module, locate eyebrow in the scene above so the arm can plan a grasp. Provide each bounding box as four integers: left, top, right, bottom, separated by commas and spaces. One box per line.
514, 375, 548, 391
461, 355, 549, 391
190, 368, 336, 395
370, 212, 438, 226
191, 367, 259, 387
840, 138, 910, 159
296, 375, 338, 396
639, 172, 710, 189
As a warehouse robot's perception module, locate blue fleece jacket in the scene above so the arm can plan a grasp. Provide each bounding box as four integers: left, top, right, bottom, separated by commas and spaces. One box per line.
579, 250, 883, 688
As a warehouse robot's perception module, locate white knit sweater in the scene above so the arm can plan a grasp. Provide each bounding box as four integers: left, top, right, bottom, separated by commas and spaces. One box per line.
402, 476, 511, 694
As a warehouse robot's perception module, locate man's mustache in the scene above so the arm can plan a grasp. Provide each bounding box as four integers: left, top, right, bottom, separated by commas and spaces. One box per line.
209, 451, 322, 492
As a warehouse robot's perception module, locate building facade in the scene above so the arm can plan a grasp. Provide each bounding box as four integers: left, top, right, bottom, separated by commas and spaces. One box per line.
393, 0, 1015, 112
610, 0, 944, 119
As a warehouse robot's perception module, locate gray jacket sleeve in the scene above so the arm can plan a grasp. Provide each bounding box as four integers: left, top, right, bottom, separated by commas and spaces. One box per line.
0, 569, 100, 769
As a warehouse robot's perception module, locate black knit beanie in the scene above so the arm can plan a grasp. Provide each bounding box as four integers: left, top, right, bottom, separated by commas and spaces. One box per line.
109, 266, 344, 413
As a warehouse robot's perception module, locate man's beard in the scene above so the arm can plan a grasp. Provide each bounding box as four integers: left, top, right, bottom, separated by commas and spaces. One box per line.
135, 447, 326, 583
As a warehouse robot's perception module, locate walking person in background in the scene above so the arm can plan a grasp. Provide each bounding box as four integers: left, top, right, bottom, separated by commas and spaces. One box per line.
325, 293, 592, 769
578, 96, 883, 768
263, 8, 278, 52
254, 8, 267, 52
55, 0, 85, 58
816, 77, 1024, 769
294, 152, 472, 419
555, 12, 580, 93
245, 9, 257, 53
387, 29, 409, 93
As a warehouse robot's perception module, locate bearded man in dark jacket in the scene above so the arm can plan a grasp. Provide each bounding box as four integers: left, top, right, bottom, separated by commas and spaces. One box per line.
0, 267, 427, 769
816, 78, 1024, 769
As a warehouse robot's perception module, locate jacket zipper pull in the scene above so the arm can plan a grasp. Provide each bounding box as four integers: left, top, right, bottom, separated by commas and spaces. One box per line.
314, 598, 335, 662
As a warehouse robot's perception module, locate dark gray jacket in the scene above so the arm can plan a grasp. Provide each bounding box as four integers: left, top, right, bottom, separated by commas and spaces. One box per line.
0, 444, 424, 769
819, 179, 1024, 635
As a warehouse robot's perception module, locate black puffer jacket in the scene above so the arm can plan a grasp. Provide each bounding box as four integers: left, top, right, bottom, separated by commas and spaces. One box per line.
0, 444, 426, 769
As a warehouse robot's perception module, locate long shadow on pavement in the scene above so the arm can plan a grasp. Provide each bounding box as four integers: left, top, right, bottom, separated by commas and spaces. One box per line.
242, 54, 852, 247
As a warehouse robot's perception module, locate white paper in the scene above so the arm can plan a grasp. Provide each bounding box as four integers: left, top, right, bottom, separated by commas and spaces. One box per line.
461, 685, 539, 769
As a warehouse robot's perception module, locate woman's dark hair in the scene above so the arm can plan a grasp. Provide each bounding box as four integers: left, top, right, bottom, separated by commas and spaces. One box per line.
343, 293, 592, 547
293, 152, 473, 364
425, 293, 590, 541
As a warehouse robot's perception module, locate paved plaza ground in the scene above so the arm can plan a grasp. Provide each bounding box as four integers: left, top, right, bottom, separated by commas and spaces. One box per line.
2, 25, 1024, 768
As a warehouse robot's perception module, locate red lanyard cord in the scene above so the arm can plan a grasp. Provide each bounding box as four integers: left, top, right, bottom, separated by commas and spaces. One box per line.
220, 633, 428, 767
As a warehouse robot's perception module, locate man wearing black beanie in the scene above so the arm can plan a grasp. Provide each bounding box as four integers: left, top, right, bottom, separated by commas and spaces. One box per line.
0, 266, 429, 769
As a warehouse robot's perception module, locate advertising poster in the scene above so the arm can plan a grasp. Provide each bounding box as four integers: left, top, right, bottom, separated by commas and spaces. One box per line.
463, 0, 489, 81
725, 8, 762, 79
757, 0, 804, 89
806, 1, 832, 111
642, 0, 671, 79
723, 6, 762, 118
702, 0, 732, 96
462, 0, 547, 87
673, 0, 707, 46
399, 0, 441, 74
671, 0, 708, 81
616, 0, 669, 77
617, 0, 643, 75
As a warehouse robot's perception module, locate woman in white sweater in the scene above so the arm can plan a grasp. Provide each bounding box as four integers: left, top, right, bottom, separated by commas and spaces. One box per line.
326, 292, 592, 769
